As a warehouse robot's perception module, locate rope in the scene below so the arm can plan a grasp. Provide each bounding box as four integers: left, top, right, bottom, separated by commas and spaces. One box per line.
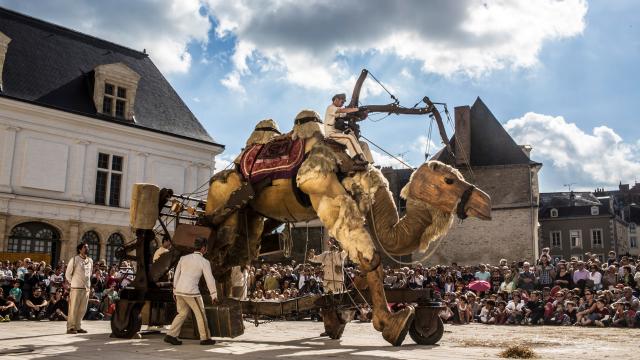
360, 134, 413, 170
425, 117, 434, 161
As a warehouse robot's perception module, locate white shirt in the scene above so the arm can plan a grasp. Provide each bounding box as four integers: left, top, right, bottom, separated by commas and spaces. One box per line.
589, 271, 602, 285
173, 252, 217, 298
153, 246, 170, 263
65, 255, 93, 290
324, 104, 345, 137
310, 250, 347, 284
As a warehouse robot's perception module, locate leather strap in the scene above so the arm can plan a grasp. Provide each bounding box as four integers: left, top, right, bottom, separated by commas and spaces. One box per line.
456, 185, 475, 220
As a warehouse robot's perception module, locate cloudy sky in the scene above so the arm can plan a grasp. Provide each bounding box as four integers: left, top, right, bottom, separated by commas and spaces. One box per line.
2, 0, 639, 192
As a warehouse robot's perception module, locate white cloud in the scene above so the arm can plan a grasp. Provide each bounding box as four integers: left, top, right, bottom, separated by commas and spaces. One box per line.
504, 112, 640, 187
371, 149, 407, 169
2, 0, 211, 74
205, 0, 587, 90
213, 153, 237, 172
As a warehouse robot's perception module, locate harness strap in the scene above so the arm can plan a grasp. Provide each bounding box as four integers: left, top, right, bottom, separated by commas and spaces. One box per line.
255, 127, 281, 134
294, 116, 322, 125
456, 185, 475, 220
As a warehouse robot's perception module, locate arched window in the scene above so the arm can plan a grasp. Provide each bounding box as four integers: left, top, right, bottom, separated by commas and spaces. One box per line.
81, 231, 101, 261
8, 222, 59, 253
106, 233, 124, 266
550, 208, 558, 218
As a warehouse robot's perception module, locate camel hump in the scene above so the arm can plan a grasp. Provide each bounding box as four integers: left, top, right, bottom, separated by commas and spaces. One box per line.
246, 118, 281, 146
293, 109, 324, 140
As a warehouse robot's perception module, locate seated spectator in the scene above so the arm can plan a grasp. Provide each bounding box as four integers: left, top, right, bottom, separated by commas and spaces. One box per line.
494, 300, 509, 324
0, 288, 18, 321
611, 301, 635, 328
474, 264, 491, 281
24, 287, 48, 320
9, 280, 21, 306
453, 294, 471, 324
547, 303, 570, 325
523, 291, 544, 325
579, 298, 610, 327
84, 289, 104, 320
46, 289, 69, 321
479, 299, 496, 324
518, 262, 536, 291
565, 301, 577, 324
602, 265, 618, 290
620, 266, 636, 288
49, 267, 64, 296
588, 263, 603, 291
573, 261, 590, 293
576, 290, 596, 323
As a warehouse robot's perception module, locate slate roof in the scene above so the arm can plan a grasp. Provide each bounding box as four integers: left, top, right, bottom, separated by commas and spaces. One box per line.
0, 7, 222, 147
538, 192, 612, 219
432, 97, 537, 167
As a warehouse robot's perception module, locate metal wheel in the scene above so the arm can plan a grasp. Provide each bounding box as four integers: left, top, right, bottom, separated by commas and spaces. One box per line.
409, 316, 444, 345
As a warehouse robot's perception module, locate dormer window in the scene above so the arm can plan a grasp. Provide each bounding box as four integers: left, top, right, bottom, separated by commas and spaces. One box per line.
0, 31, 11, 92
93, 63, 140, 121
102, 83, 128, 118
550, 208, 558, 218
591, 206, 599, 216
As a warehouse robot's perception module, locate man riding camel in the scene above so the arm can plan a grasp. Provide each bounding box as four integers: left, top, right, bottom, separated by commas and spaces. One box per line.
324, 93, 374, 165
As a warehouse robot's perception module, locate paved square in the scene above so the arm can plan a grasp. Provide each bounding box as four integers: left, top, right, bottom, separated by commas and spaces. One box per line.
0, 320, 636, 359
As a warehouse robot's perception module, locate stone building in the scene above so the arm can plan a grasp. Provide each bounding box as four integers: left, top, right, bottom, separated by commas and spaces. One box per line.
0, 8, 223, 265
429, 98, 542, 265
538, 192, 625, 262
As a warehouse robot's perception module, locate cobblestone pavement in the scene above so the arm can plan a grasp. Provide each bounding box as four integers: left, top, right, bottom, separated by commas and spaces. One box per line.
0, 320, 636, 359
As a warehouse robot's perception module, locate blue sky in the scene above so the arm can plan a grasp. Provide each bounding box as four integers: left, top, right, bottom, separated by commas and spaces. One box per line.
2, 0, 639, 192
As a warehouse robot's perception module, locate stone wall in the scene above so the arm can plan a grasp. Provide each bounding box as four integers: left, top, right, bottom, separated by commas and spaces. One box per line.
426, 163, 540, 265
428, 207, 536, 265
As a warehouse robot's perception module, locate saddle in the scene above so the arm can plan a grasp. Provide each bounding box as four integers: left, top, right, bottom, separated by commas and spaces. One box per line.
240, 133, 306, 184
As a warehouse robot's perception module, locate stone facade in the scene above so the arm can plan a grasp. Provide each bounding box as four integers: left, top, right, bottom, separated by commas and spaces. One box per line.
428, 164, 540, 265
0, 10, 224, 265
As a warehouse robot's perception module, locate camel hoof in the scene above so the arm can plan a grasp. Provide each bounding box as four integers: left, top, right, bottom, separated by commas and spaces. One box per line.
382, 306, 415, 347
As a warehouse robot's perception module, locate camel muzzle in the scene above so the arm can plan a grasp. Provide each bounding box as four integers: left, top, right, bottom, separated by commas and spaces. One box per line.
461, 187, 492, 220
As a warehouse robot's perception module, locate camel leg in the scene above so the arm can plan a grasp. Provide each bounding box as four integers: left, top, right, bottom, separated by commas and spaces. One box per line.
299, 171, 414, 346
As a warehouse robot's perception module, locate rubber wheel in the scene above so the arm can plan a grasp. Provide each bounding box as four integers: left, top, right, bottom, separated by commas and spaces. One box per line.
110, 304, 142, 338
409, 316, 444, 345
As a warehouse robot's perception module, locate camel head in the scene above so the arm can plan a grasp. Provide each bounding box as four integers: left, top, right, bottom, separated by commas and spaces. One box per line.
404, 161, 491, 221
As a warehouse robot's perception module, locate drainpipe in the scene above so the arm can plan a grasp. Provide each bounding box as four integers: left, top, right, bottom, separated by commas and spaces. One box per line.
529, 165, 538, 260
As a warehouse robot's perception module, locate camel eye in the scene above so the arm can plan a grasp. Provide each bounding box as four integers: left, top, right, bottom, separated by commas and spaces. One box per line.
445, 178, 454, 185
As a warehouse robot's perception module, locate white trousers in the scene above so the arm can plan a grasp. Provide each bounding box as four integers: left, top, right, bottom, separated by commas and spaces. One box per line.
329, 133, 374, 162
67, 288, 89, 331
167, 295, 210, 340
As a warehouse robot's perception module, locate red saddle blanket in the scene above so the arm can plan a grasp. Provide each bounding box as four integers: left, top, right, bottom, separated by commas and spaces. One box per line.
240, 136, 305, 183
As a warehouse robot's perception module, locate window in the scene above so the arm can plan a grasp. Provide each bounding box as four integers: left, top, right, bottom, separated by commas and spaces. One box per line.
8, 222, 59, 253
550, 208, 558, 218
630, 223, 637, 234
95, 152, 123, 207
570, 230, 582, 248
631, 236, 637, 249
550, 231, 562, 248
591, 206, 599, 216
102, 82, 128, 118
81, 231, 100, 261
106, 233, 124, 266
594, 254, 604, 262
591, 229, 603, 248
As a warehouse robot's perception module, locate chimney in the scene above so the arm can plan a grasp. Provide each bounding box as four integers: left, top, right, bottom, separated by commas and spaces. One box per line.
569, 191, 575, 207
454, 106, 471, 167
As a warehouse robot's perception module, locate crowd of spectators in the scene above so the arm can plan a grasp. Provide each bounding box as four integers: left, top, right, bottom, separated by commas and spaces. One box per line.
379, 249, 640, 327
3, 247, 640, 329
0, 257, 133, 322
245, 248, 640, 328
